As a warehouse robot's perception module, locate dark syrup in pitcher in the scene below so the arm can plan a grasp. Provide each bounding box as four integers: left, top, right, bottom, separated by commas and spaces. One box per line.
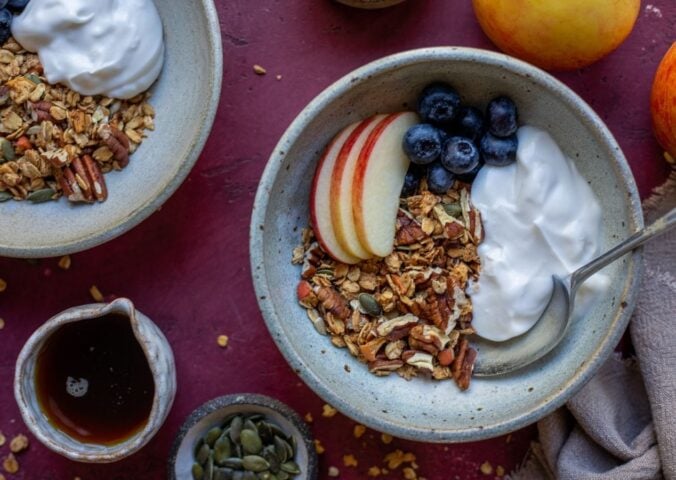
35, 313, 155, 445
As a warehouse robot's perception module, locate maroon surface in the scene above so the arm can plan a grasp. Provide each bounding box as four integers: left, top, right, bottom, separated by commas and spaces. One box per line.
0, 1, 673, 479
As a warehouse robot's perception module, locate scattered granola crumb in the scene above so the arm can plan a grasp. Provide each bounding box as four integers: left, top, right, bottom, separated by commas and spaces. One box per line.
480, 461, 493, 475
381, 433, 393, 444
217, 335, 229, 348
276, 74, 282, 80
353, 424, 366, 438
384, 450, 416, 470
322, 404, 338, 417
403, 467, 417, 479
367, 466, 382, 477
505, 434, 512, 444
89, 285, 104, 302
0, 278, 6, 293
304, 412, 313, 423
0, 318, 4, 330
0, 432, 5, 446
496, 465, 505, 477
328, 466, 340, 477
314, 439, 325, 454
58, 255, 71, 270
9, 434, 28, 453
2, 453, 18, 474
343, 454, 358, 467
253, 64, 267, 75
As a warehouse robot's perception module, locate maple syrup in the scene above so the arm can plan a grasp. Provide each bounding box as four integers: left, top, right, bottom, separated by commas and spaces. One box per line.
34, 313, 155, 445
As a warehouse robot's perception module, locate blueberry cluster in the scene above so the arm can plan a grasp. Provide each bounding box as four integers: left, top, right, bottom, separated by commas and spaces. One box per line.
0, 0, 30, 45
402, 82, 519, 195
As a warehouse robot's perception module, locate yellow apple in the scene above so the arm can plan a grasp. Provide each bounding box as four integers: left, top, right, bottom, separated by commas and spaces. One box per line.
472, 0, 640, 71
651, 42, 676, 163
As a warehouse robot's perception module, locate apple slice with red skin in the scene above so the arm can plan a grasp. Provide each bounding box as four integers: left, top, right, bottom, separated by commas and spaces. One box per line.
353, 111, 419, 257
329, 114, 388, 260
310, 121, 362, 264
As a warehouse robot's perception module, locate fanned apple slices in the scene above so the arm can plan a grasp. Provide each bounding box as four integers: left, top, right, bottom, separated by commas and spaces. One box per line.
310, 112, 419, 264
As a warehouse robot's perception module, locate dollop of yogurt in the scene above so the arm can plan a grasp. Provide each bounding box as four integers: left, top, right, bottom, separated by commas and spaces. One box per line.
12, 0, 164, 99
470, 126, 610, 342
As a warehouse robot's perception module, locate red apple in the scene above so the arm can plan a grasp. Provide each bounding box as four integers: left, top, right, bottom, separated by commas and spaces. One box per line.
651, 42, 676, 163
310, 121, 361, 264
353, 112, 418, 257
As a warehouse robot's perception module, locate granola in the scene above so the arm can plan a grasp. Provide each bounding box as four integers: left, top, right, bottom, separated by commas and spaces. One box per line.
0, 37, 154, 204
294, 179, 483, 390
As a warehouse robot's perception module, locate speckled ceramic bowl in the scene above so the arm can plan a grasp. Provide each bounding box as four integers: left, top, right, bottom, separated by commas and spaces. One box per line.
14, 298, 176, 462
0, 0, 222, 258
169, 394, 319, 480
250, 47, 644, 442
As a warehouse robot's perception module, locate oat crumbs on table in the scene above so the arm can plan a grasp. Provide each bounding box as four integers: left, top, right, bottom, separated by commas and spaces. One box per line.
294, 180, 483, 390
0, 37, 155, 205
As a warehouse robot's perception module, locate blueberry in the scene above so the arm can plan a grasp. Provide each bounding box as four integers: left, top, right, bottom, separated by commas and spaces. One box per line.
7, 0, 28, 11
401, 164, 425, 197
486, 96, 518, 137
441, 136, 480, 175
402, 124, 443, 165
417, 83, 461, 126
426, 162, 455, 194
455, 106, 485, 141
456, 161, 484, 183
0, 9, 11, 46
480, 132, 518, 166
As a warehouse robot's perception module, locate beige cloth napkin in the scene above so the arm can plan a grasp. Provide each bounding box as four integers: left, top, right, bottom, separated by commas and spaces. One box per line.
511, 170, 676, 480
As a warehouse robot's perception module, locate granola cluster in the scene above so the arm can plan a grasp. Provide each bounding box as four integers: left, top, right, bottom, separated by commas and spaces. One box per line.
0, 37, 154, 204
294, 180, 483, 390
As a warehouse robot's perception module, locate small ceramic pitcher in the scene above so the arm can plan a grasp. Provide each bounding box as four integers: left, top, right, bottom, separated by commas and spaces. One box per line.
14, 297, 176, 463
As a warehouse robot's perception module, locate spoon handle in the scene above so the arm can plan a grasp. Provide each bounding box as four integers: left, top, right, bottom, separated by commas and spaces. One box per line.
573, 207, 676, 287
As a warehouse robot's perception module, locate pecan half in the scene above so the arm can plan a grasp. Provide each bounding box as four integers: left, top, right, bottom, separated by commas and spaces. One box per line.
396, 211, 426, 246
82, 155, 107, 202
368, 358, 404, 376
375, 314, 419, 337
99, 125, 130, 167
409, 324, 450, 355
30, 101, 52, 122
70, 157, 93, 201
452, 337, 477, 390
402, 350, 434, 372
317, 286, 350, 320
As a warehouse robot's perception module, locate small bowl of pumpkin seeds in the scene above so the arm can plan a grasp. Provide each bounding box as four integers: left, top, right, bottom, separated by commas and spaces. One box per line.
169, 393, 318, 480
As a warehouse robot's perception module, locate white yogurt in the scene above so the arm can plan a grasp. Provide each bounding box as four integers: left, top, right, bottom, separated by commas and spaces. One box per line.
12, 0, 164, 99
469, 126, 610, 342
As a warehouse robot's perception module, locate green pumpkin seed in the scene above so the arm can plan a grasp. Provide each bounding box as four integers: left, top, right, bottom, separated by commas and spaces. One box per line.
273, 436, 289, 464
233, 472, 245, 480
443, 202, 463, 218
192, 463, 205, 480
205, 427, 223, 447
358, 293, 382, 316
257, 473, 272, 480
0, 137, 14, 162
242, 455, 270, 473
27, 188, 56, 204
212, 467, 230, 480
196, 443, 211, 465
280, 462, 300, 475
288, 435, 297, 455
205, 453, 215, 480
0, 191, 12, 202
223, 457, 244, 470
315, 267, 333, 277
257, 422, 273, 443
229, 416, 243, 443
214, 435, 232, 465
242, 472, 257, 480
25, 73, 42, 84
241, 429, 263, 454
234, 443, 243, 458
247, 414, 264, 423
276, 472, 289, 480
268, 424, 287, 441
243, 418, 258, 432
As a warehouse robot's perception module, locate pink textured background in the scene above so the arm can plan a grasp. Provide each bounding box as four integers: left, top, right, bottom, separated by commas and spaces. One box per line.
0, 1, 673, 479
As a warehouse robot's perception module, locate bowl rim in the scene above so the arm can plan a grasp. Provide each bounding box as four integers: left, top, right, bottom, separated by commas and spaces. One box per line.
167, 393, 319, 480
0, 0, 223, 258
249, 46, 644, 442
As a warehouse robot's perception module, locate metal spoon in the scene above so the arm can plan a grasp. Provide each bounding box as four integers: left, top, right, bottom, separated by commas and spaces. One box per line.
472, 207, 676, 377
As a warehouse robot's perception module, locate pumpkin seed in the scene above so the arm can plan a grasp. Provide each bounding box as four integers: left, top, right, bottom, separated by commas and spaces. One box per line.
358, 293, 382, 316
247, 414, 264, 423
276, 472, 289, 480
27, 188, 56, 204
214, 435, 232, 465
234, 443, 243, 458
243, 418, 258, 432
257, 473, 272, 480
242, 472, 257, 480
241, 429, 263, 455
0, 138, 14, 161
268, 424, 287, 441
288, 435, 297, 455
280, 462, 300, 475
213, 467, 231, 480
25, 73, 41, 84
257, 422, 273, 443
205, 427, 223, 447
0, 191, 13, 202
233, 472, 244, 480
196, 443, 211, 465
223, 457, 244, 470
315, 267, 333, 277
192, 463, 205, 480
205, 453, 215, 480
261, 445, 279, 472
229, 416, 243, 443
273, 436, 289, 464
443, 202, 463, 218
242, 455, 270, 473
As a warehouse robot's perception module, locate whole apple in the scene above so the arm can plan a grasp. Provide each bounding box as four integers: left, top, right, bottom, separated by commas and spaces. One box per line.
651, 42, 676, 163
472, 0, 640, 71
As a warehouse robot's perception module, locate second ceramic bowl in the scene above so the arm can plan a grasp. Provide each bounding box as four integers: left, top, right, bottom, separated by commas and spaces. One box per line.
250, 47, 643, 442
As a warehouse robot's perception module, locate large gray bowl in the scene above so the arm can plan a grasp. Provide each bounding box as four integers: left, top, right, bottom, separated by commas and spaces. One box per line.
0, 0, 222, 258
250, 47, 643, 442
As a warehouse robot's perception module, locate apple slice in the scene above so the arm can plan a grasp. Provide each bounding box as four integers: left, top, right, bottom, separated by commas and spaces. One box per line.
353, 111, 419, 257
330, 114, 388, 260
310, 121, 361, 264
